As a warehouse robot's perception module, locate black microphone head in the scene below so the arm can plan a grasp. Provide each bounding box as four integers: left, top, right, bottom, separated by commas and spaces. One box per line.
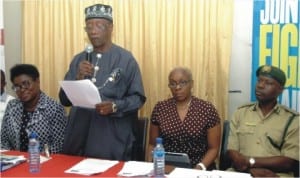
85, 44, 93, 53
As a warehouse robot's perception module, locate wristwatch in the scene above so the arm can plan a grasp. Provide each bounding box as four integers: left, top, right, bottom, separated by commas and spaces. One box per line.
249, 157, 255, 167
112, 102, 117, 113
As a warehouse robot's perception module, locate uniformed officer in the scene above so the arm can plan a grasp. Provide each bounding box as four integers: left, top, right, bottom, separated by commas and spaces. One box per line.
226, 65, 299, 177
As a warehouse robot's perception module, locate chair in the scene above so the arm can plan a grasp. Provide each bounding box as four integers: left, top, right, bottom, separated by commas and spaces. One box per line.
219, 119, 231, 170
293, 160, 299, 177
131, 117, 149, 161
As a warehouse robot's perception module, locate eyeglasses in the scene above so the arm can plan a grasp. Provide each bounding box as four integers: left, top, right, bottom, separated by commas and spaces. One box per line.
12, 80, 32, 92
84, 23, 110, 33
168, 80, 191, 89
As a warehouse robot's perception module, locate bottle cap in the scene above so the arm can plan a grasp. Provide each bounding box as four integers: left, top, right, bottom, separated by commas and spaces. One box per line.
29, 132, 38, 139
156, 137, 163, 144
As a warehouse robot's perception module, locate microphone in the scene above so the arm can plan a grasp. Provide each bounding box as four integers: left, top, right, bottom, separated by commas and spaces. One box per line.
85, 44, 93, 63
108, 68, 122, 82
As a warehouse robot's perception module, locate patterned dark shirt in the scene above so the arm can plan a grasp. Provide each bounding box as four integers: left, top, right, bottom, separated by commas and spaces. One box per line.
151, 96, 220, 166
0, 92, 67, 153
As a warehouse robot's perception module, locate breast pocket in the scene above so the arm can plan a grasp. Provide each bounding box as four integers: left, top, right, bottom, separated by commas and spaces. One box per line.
101, 75, 127, 98
236, 125, 255, 151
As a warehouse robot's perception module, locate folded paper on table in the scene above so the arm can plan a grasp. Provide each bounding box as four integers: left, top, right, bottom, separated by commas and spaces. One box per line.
59, 80, 102, 108
117, 161, 153, 177
40, 155, 51, 164
65, 158, 119, 176
0, 154, 26, 172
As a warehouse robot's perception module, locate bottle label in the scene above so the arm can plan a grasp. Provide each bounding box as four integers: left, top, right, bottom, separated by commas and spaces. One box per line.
154, 150, 164, 157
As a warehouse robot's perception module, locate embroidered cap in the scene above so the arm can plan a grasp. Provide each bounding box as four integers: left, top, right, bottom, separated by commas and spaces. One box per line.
85, 4, 113, 22
256, 65, 286, 86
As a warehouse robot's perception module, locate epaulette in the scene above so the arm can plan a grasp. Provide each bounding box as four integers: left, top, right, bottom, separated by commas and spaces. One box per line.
237, 102, 256, 109
280, 105, 299, 116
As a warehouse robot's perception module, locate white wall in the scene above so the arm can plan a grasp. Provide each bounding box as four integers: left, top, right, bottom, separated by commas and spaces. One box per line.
3, 0, 22, 95
0, 0, 4, 71
228, 0, 253, 120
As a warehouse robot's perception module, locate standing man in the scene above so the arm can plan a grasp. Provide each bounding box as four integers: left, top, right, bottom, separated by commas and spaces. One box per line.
0, 69, 15, 129
59, 4, 146, 161
226, 65, 299, 177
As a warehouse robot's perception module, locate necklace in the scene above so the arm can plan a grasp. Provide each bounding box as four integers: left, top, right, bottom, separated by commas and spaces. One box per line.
91, 53, 102, 83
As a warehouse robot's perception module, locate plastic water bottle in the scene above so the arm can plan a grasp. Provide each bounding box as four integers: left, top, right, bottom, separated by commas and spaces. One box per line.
153, 137, 165, 177
28, 132, 40, 173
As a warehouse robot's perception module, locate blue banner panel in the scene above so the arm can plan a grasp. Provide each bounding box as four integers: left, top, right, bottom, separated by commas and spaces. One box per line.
252, 0, 299, 112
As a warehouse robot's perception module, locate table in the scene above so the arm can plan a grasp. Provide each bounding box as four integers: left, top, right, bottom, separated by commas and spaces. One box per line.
1, 151, 125, 177
1, 151, 252, 178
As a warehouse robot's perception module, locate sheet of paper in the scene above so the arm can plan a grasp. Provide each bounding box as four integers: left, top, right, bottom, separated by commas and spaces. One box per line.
168, 168, 252, 178
168, 168, 215, 178
59, 80, 102, 108
117, 161, 153, 177
0, 154, 26, 164
212, 170, 252, 178
65, 158, 119, 176
0, 154, 27, 172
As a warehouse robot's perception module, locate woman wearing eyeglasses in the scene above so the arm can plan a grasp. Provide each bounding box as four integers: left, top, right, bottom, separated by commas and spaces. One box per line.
148, 67, 221, 170
0, 64, 67, 153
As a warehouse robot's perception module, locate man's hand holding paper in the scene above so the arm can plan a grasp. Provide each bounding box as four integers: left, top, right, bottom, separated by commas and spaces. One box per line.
95, 101, 115, 115
59, 79, 102, 108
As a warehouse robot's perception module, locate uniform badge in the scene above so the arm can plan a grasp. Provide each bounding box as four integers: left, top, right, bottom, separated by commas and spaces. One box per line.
261, 66, 272, 73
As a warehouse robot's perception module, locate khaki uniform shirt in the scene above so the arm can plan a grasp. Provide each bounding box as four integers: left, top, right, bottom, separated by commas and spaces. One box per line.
227, 102, 299, 177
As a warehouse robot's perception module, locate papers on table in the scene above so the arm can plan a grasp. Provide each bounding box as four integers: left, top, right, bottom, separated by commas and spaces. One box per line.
65, 158, 119, 176
0, 150, 50, 164
168, 168, 212, 178
211, 170, 252, 178
117, 161, 153, 177
0, 154, 26, 172
168, 168, 252, 178
59, 79, 102, 109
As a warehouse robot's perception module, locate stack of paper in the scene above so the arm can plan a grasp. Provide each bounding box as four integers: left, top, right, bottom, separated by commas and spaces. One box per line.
0, 154, 26, 172
117, 161, 153, 177
65, 158, 119, 176
168, 168, 252, 178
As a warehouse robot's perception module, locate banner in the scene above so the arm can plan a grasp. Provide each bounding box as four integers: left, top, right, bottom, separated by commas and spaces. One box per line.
0, 0, 4, 70
252, 0, 299, 112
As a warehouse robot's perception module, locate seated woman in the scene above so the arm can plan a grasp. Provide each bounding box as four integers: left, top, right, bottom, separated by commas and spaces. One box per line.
148, 67, 221, 170
0, 64, 67, 153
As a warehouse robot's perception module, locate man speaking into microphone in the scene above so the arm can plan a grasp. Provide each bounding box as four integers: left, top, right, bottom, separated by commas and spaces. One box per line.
58, 3, 146, 161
